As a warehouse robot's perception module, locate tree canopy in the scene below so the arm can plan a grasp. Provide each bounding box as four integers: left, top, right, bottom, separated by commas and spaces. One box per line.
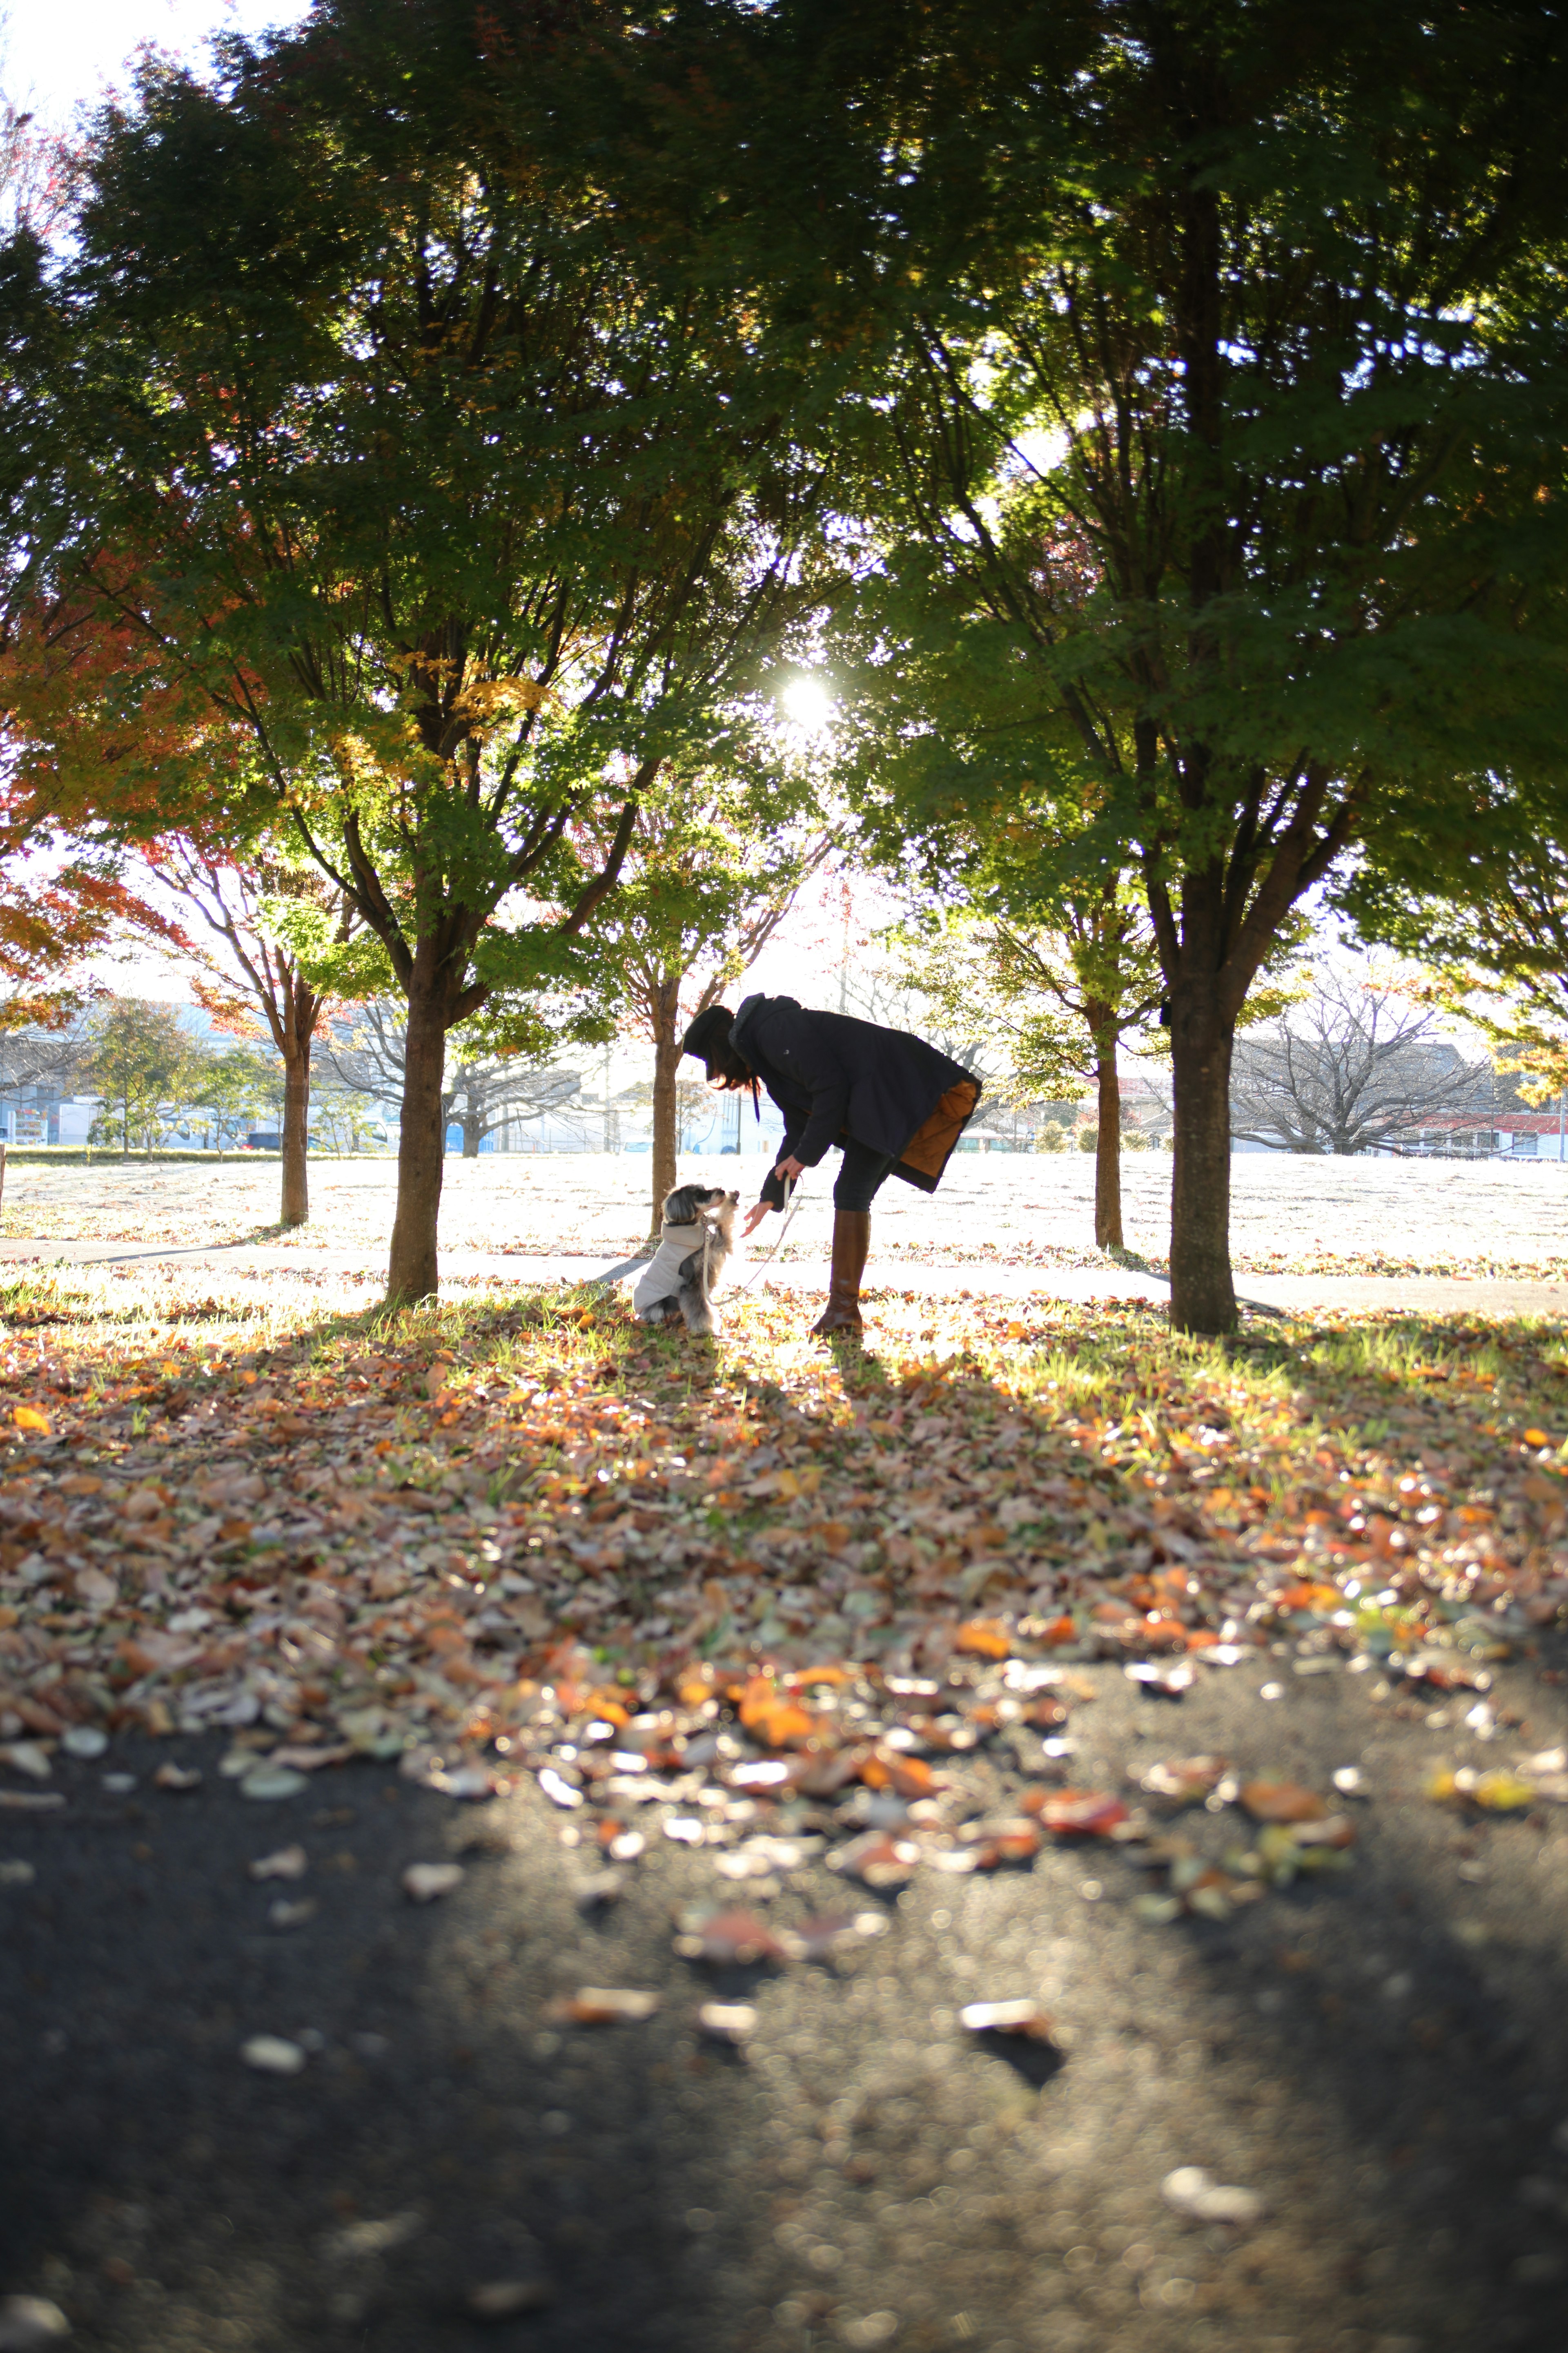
680, 0, 1568, 1326
2, 0, 834, 1296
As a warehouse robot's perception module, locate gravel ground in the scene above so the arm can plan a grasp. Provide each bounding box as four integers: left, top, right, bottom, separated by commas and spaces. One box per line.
2, 1153, 1565, 1278
8, 1647, 1568, 2353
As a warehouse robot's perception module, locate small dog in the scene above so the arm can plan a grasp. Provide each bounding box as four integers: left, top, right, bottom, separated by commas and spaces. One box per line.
633, 1183, 740, 1337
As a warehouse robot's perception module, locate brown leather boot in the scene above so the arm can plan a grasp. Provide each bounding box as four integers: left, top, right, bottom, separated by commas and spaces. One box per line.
811, 1211, 870, 1337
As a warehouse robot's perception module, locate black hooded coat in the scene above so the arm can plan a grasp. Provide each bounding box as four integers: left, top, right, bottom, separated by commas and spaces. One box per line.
727, 994, 979, 1206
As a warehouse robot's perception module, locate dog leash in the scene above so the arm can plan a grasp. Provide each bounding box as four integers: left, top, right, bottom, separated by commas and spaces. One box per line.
581, 1173, 804, 1298
728, 1173, 804, 1296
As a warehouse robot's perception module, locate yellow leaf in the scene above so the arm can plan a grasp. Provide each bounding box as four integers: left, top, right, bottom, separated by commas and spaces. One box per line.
1474, 1771, 1536, 1811
13, 1406, 49, 1434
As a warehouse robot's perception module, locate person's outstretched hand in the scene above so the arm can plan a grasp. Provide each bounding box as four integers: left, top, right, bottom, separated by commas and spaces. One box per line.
742, 1200, 772, 1238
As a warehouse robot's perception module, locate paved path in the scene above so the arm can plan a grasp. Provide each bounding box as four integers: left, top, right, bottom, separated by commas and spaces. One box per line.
3, 1236, 1567, 1319
7, 1649, 1568, 2353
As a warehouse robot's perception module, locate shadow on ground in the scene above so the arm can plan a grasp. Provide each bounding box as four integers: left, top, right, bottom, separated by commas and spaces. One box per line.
4, 1300, 1568, 2351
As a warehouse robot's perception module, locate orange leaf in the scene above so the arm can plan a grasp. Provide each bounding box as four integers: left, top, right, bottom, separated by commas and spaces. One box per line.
1523, 1427, 1553, 1449
738, 1675, 823, 1750
1239, 1779, 1326, 1824
955, 1618, 1012, 1660
676, 1909, 788, 1965
971, 1822, 1042, 1868
859, 1747, 939, 1800
13, 1406, 49, 1434
1026, 1788, 1129, 1837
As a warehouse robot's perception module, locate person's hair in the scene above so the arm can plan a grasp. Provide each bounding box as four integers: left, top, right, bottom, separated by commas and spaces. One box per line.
680, 1004, 759, 1105
706, 1041, 756, 1090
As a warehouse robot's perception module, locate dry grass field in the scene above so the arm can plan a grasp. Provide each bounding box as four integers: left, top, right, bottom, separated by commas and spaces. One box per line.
1, 1146, 1563, 1279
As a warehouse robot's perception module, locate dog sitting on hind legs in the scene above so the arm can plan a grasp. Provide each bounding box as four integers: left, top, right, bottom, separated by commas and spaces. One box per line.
632, 1183, 740, 1338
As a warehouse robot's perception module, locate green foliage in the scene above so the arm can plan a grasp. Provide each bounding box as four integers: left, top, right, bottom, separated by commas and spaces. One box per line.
9, 0, 833, 1050
893, 894, 1160, 1105
1336, 783, 1568, 1104
193, 1046, 272, 1155
586, 764, 838, 1049
806, 0, 1568, 961
699, 0, 1568, 1319
85, 999, 205, 1156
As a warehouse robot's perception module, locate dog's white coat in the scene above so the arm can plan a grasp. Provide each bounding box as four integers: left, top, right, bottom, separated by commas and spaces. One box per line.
632, 1224, 708, 1317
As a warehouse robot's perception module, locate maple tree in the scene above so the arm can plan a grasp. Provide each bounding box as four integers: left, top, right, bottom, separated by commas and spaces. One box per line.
580, 773, 837, 1230
652, 0, 1568, 1332
134, 836, 368, 1226
893, 874, 1165, 1251
4, 0, 831, 1305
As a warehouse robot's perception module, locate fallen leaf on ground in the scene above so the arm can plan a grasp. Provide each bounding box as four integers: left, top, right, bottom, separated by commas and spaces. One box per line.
466, 2280, 555, 2320
248, 1844, 307, 1881
1161, 2166, 1265, 2226
673, 1909, 789, 1965
697, 2001, 759, 2043
960, 1999, 1055, 2039
1239, 1779, 1325, 1824
554, 1987, 660, 2024
403, 1862, 465, 1903
240, 2034, 306, 2075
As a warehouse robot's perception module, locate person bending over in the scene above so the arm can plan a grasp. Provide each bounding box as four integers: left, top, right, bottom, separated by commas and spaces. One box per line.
681, 993, 980, 1338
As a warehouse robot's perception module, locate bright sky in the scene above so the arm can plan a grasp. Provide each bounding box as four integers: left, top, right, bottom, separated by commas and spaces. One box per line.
5, 0, 312, 124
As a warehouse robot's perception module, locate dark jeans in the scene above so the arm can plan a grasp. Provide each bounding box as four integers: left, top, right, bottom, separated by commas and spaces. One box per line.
833, 1140, 897, 1212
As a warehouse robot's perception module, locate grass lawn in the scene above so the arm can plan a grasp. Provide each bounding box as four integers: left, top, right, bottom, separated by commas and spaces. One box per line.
1, 1149, 1565, 1279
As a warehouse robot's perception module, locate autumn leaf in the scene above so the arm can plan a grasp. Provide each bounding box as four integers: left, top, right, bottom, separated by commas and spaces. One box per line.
737, 1675, 823, 1750
13, 1406, 49, 1433
1025, 1789, 1130, 1837
1239, 1780, 1327, 1824
955, 1617, 1012, 1660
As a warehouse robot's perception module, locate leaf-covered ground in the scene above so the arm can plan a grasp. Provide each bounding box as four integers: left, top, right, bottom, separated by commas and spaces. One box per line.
4, 1265, 1568, 1916
8, 1267, 1568, 2352
2, 1149, 1565, 1279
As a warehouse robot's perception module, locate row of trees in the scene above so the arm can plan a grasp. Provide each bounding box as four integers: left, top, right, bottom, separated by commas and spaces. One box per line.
0, 997, 386, 1158
2, 0, 1566, 1329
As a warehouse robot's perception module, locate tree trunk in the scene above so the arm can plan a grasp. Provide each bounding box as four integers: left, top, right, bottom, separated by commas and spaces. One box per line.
461, 1114, 482, 1158
1091, 1019, 1123, 1250
279, 1042, 310, 1227
1167, 981, 1237, 1335
649, 975, 681, 1237
387, 979, 449, 1305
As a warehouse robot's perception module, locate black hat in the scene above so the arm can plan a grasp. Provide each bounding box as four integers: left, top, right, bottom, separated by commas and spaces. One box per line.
680, 1005, 737, 1080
